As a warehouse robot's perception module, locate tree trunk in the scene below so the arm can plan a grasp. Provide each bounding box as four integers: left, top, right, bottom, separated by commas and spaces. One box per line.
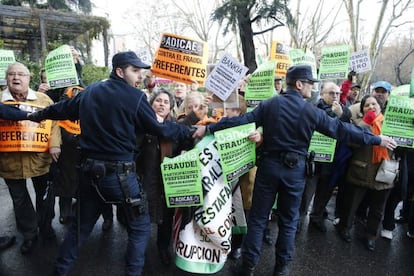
102, 28, 109, 67
238, 11, 257, 74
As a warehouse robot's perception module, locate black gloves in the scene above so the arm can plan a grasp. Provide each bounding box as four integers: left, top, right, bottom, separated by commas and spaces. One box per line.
27, 111, 44, 122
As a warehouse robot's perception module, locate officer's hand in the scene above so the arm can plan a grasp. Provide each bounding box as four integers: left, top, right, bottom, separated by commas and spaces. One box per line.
379, 135, 397, 150
192, 125, 206, 139
27, 111, 43, 122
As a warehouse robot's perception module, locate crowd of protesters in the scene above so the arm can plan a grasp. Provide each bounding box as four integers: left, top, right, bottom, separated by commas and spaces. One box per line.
0, 47, 412, 276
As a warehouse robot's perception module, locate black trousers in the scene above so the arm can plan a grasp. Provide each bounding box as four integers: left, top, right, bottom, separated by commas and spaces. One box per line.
156, 207, 174, 250
5, 174, 54, 240
339, 185, 391, 238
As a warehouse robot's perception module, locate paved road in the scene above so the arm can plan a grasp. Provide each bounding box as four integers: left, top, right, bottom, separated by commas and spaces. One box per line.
0, 179, 413, 276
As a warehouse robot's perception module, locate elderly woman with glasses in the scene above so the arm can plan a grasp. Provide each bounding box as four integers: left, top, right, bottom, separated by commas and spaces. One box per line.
135, 88, 196, 266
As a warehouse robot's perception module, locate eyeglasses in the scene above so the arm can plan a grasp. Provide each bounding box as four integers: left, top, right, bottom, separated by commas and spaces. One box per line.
327, 91, 341, 96
299, 79, 314, 85
7, 72, 30, 77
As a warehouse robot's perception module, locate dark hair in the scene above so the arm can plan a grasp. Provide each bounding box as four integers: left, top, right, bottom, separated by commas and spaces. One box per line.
115, 64, 129, 71
359, 94, 384, 114
149, 87, 175, 111
40, 68, 46, 83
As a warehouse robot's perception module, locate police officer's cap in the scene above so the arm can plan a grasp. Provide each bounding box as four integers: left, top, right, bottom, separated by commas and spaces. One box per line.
286, 65, 319, 84
112, 51, 151, 69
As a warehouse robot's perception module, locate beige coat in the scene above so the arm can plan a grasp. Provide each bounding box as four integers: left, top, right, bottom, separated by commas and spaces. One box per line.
239, 167, 257, 210
0, 89, 61, 179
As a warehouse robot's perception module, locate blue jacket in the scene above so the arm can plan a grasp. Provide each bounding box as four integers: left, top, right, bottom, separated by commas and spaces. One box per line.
208, 89, 381, 156
34, 72, 191, 161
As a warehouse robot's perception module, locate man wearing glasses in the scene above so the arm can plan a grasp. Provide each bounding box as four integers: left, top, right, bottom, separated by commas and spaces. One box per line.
0, 62, 61, 254
307, 82, 352, 233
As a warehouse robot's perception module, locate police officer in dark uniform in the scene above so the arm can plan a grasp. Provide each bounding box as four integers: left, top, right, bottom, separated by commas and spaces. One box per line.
28, 51, 193, 276
0, 102, 28, 250
192, 65, 397, 276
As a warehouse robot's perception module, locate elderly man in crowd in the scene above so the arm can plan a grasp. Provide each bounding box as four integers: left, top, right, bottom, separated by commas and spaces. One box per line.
0, 62, 61, 254
0, 101, 29, 251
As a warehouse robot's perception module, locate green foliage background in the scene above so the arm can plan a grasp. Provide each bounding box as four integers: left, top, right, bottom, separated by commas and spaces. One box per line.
81, 64, 109, 86
26, 63, 109, 88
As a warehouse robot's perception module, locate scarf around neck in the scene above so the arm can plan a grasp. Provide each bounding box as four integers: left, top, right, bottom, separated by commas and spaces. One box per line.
371, 113, 389, 163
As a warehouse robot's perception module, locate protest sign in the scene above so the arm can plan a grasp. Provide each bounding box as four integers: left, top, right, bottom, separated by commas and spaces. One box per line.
174, 135, 231, 274
349, 49, 371, 73
45, 45, 79, 89
289, 48, 317, 79
245, 60, 276, 110
136, 48, 152, 64
391, 85, 410, 97
270, 41, 291, 78
161, 148, 203, 207
318, 45, 350, 80
152, 33, 208, 85
205, 53, 248, 101
308, 131, 337, 162
214, 123, 256, 184
381, 95, 414, 148
0, 102, 52, 152
0, 50, 15, 85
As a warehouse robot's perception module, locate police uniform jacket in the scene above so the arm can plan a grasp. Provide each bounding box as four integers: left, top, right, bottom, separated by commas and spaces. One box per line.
208, 89, 381, 157
0, 88, 61, 179
33, 72, 191, 161
0, 103, 28, 120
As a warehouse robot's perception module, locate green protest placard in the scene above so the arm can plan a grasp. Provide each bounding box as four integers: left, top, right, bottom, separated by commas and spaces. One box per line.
245, 60, 276, 110
174, 134, 241, 273
45, 45, 79, 89
391, 85, 410, 97
289, 48, 317, 79
308, 131, 337, 162
214, 123, 256, 184
161, 148, 203, 207
0, 50, 16, 85
318, 45, 350, 80
381, 95, 414, 148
